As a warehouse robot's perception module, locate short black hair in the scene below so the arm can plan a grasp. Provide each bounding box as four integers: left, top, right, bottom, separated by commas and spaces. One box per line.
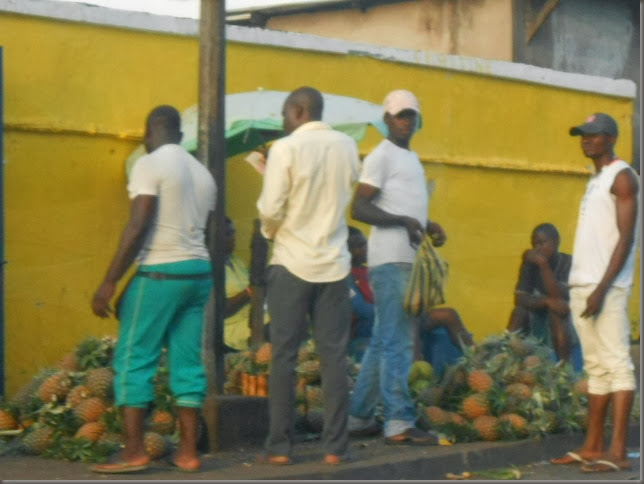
147, 105, 181, 134
532, 223, 560, 244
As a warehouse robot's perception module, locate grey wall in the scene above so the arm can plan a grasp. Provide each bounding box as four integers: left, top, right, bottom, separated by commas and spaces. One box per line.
514, 0, 640, 172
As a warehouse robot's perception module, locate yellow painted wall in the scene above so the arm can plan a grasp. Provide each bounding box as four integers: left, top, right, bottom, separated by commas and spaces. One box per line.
0, 11, 639, 396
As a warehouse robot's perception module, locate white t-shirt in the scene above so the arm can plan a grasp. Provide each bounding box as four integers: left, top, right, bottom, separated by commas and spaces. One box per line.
569, 159, 640, 288
257, 121, 360, 283
127, 144, 217, 265
360, 139, 429, 266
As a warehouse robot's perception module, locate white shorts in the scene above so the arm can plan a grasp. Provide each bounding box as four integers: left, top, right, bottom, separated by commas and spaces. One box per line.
570, 285, 635, 394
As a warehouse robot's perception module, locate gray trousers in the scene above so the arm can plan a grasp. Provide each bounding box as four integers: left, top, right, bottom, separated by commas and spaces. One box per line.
264, 264, 351, 457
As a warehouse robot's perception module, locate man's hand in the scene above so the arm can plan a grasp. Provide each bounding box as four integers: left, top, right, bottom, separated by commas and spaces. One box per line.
92, 281, 116, 318
401, 216, 424, 248
427, 221, 447, 247
581, 286, 607, 318
545, 296, 570, 317
523, 248, 547, 266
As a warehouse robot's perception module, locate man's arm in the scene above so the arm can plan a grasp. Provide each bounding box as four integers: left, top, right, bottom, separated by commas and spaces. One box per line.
256, 144, 290, 240
91, 195, 157, 318
351, 182, 425, 247
581, 168, 639, 317
522, 250, 569, 317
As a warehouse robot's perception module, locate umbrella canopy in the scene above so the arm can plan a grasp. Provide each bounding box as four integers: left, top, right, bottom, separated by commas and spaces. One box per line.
125, 90, 387, 176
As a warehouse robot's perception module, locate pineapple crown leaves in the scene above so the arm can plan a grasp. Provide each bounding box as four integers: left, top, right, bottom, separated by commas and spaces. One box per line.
43, 435, 113, 463
75, 336, 116, 371
37, 403, 81, 437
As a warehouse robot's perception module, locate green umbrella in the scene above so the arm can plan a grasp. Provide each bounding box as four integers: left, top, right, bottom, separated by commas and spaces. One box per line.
125, 90, 387, 176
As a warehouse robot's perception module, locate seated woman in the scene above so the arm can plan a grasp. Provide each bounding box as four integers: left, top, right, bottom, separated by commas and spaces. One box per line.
507, 222, 583, 372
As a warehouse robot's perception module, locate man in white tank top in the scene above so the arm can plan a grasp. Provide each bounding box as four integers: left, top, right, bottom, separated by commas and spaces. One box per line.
551, 113, 639, 473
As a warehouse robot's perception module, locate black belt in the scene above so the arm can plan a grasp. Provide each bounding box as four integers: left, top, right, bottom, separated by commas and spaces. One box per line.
137, 271, 212, 280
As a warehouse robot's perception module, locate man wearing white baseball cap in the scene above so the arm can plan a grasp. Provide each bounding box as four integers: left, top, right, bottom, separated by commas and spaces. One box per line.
348, 89, 446, 445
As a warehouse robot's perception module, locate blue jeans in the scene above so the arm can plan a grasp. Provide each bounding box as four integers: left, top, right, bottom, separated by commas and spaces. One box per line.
422, 327, 463, 380
349, 263, 416, 437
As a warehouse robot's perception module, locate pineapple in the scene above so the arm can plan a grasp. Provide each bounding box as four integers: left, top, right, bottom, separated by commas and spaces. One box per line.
0, 408, 18, 430
295, 378, 309, 403
149, 409, 175, 435
506, 382, 532, 400
513, 370, 537, 387
21, 425, 55, 454
57, 352, 78, 372
472, 415, 499, 441
467, 369, 493, 393
38, 372, 72, 403
143, 431, 168, 459
298, 339, 318, 363
10, 368, 58, 410
74, 421, 106, 442
84, 367, 114, 399
74, 397, 107, 423
522, 355, 542, 370
297, 360, 321, 384
424, 406, 451, 426
305, 385, 323, 409
461, 393, 490, 420
499, 412, 528, 438
66, 385, 91, 408
508, 333, 535, 356
254, 342, 272, 368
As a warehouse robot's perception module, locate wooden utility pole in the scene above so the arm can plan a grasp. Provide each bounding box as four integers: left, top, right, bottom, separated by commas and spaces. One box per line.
199, 0, 226, 398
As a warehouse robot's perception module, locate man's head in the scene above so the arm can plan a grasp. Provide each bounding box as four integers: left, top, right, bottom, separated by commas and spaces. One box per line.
531, 223, 560, 260
569, 113, 617, 160
348, 225, 368, 267
144, 105, 183, 153
282, 87, 324, 134
382, 89, 421, 147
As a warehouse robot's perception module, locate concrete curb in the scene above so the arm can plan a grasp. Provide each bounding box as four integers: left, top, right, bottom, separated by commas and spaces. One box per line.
249, 424, 640, 481
0, 423, 639, 480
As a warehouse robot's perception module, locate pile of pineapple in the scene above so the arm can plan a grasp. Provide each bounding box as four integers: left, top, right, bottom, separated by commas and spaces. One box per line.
223, 339, 360, 434
411, 331, 589, 443
0, 336, 175, 463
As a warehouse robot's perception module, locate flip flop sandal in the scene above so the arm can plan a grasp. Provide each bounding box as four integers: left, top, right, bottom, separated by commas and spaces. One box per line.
166, 458, 201, 473
90, 461, 149, 474
385, 428, 441, 446
255, 453, 292, 465
550, 451, 590, 465
581, 459, 629, 473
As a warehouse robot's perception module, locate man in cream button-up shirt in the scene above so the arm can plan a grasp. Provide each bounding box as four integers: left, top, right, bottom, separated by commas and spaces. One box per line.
257, 86, 360, 465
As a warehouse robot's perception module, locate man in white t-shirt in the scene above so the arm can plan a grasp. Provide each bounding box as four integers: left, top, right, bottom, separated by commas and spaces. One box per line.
256, 87, 360, 465
91, 105, 216, 474
348, 90, 447, 445
551, 113, 639, 473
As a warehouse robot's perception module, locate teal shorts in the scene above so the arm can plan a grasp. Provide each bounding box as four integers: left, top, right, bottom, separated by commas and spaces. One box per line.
113, 259, 213, 408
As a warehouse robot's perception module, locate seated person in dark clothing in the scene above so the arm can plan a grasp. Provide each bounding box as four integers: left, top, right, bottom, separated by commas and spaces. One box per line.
507, 222, 582, 371
416, 307, 474, 379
